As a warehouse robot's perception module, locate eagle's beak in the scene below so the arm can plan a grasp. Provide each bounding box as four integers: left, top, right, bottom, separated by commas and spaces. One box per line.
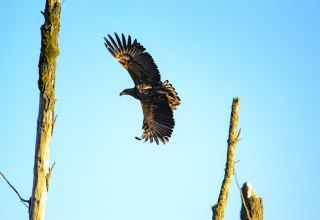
120, 91, 126, 96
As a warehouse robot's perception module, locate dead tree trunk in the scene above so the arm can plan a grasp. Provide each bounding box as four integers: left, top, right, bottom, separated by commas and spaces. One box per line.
240, 182, 263, 220
29, 0, 61, 220
212, 97, 241, 220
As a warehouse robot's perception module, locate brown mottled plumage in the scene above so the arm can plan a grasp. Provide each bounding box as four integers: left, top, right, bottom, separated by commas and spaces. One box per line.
104, 33, 180, 144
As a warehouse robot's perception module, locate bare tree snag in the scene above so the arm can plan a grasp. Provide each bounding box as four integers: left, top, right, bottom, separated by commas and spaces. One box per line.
29, 0, 61, 220
234, 168, 251, 220
240, 182, 263, 220
212, 97, 241, 220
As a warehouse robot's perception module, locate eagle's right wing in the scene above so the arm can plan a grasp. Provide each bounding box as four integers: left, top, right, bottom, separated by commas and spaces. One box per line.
104, 33, 161, 87
140, 99, 175, 145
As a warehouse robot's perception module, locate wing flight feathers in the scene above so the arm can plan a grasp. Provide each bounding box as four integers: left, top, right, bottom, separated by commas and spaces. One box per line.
140, 100, 175, 145
104, 33, 161, 86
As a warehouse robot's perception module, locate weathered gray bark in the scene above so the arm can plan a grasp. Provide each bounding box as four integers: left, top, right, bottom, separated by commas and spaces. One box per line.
29, 0, 61, 219
212, 97, 241, 220
240, 182, 263, 220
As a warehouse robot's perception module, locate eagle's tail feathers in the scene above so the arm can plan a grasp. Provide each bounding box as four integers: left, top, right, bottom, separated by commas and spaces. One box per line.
162, 80, 181, 110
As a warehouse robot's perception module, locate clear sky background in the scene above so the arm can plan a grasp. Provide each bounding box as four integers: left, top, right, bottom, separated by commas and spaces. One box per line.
1, 0, 319, 219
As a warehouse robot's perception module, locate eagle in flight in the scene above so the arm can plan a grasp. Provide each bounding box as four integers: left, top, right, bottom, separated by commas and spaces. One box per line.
104, 33, 180, 144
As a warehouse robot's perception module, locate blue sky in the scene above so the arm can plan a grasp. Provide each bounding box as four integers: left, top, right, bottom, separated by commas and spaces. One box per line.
1, 0, 320, 219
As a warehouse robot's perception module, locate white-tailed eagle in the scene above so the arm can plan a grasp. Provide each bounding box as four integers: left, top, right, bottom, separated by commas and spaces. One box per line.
104, 33, 180, 144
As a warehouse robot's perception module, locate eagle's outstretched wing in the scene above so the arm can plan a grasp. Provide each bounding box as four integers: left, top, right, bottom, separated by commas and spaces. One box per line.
104, 33, 161, 87
140, 100, 175, 145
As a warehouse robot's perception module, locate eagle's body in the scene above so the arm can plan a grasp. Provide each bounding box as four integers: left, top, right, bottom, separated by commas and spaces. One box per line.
104, 33, 180, 144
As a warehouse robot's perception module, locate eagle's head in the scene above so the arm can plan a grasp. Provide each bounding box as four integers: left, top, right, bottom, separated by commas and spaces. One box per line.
120, 88, 135, 96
